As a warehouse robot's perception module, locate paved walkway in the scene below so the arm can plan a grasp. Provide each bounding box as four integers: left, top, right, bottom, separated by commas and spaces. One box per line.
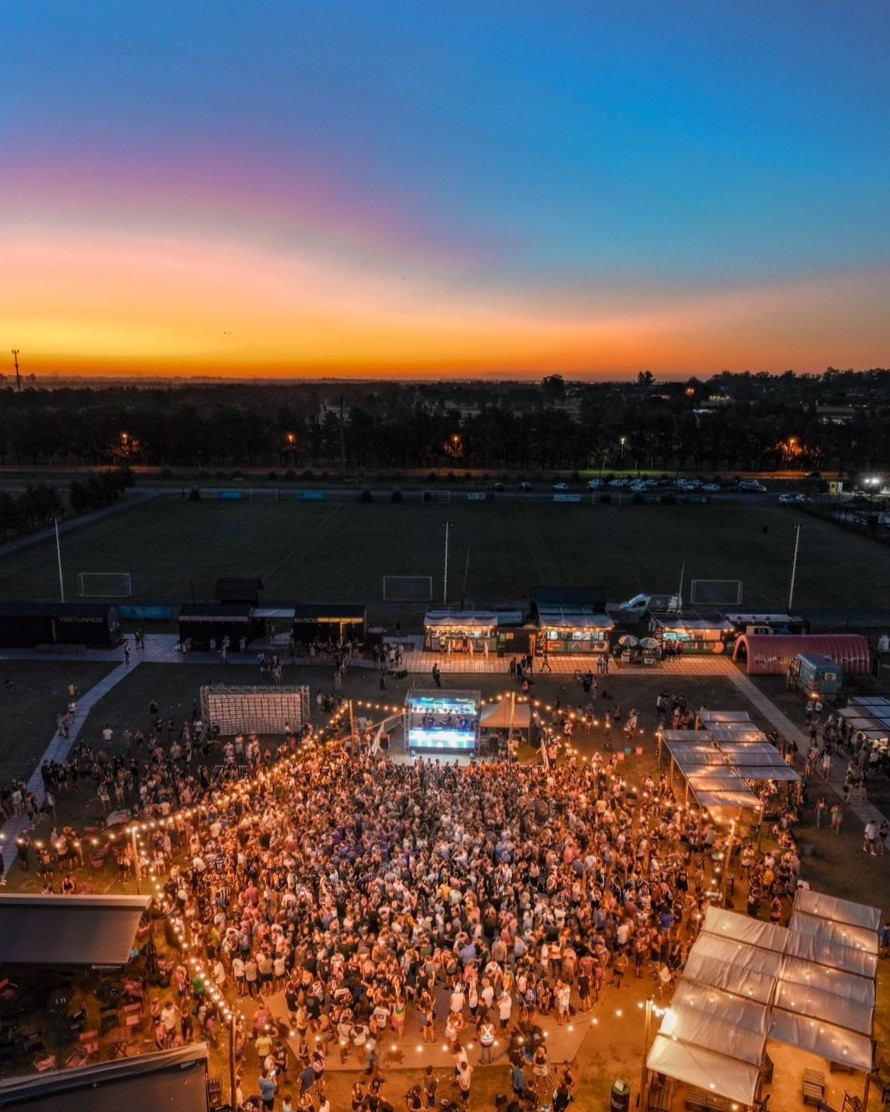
727, 672, 885, 824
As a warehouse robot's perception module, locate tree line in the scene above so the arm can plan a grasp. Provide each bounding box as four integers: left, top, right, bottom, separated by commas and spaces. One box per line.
0, 368, 888, 474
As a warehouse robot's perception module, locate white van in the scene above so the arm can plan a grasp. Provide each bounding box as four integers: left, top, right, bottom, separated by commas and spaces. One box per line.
618, 593, 682, 617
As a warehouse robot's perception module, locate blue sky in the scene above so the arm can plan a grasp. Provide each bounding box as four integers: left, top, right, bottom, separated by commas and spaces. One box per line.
3, 0, 889, 376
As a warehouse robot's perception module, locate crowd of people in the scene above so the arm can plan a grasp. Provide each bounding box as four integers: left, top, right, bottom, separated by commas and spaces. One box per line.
147, 717, 773, 1110
2, 663, 888, 1111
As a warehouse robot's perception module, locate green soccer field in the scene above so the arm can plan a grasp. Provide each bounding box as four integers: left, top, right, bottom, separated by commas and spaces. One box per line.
0, 495, 884, 620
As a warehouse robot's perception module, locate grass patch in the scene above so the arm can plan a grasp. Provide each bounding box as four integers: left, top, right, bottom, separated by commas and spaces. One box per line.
0, 660, 115, 782
0, 497, 886, 626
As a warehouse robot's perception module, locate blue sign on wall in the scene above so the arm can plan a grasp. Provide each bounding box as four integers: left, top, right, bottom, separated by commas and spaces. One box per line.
120, 605, 173, 620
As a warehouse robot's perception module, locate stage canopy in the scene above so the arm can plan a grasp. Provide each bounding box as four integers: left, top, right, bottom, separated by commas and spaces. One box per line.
0, 894, 151, 967
647, 897, 878, 1106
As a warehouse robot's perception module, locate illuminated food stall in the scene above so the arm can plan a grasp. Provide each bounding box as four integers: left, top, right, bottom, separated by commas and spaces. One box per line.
536, 606, 614, 655
648, 612, 734, 654
424, 610, 498, 653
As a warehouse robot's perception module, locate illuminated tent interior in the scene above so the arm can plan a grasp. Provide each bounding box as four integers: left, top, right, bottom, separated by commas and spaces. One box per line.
646, 897, 878, 1106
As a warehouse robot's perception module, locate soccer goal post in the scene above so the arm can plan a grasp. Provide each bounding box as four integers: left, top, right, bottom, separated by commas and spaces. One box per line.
77, 572, 133, 598
689, 579, 744, 606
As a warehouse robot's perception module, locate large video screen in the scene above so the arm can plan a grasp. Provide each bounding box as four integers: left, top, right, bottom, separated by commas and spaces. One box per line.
407, 695, 478, 752
408, 726, 476, 751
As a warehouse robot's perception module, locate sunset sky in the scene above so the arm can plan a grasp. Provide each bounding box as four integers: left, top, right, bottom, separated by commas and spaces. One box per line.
3, 1, 889, 380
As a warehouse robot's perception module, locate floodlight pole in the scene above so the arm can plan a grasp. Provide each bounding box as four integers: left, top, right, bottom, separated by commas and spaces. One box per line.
787, 524, 802, 612
443, 521, 453, 606
54, 518, 65, 602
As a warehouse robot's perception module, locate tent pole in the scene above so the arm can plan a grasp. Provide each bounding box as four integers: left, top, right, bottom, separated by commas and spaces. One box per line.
130, 826, 141, 895
229, 1013, 237, 1108
639, 996, 653, 1109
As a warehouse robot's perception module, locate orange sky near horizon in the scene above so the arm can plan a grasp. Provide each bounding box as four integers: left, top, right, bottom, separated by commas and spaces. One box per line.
5, 223, 889, 382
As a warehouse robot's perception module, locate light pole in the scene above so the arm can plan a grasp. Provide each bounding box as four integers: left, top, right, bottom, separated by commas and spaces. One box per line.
443, 521, 453, 606
787, 524, 802, 612
229, 1013, 238, 1108
640, 996, 654, 1110
620, 436, 627, 472
720, 819, 736, 906
130, 826, 141, 894
54, 518, 65, 602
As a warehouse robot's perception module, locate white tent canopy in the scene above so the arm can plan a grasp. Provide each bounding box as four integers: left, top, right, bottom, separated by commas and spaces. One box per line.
479, 701, 531, 730
647, 1036, 760, 1106
647, 897, 879, 1105
792, 889, 881, 933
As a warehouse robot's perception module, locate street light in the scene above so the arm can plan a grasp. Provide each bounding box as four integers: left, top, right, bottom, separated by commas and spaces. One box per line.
619, 437, 627, 471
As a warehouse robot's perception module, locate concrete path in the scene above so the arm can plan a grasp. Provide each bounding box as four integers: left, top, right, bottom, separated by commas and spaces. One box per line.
727, 671, 886, 824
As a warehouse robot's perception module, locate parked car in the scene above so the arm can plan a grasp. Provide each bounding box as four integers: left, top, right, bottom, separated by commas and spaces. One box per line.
586, 478, 604, 490
737, 480, 767, 492
519, 481, 533, 491
552, 482, 570, 491
779, 493, 809, 504
702, 483, 721, 492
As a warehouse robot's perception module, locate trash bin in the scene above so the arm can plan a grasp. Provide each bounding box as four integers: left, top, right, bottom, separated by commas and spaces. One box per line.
611, 1079, 632, 1112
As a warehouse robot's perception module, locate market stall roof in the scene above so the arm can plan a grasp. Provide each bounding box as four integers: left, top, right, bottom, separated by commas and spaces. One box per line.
693, 789, 764, 810
0, 1044, 209, 1112
480, 701, 532, 730
178, 602, 252, 623
706, 724, 766, 744
292, 603, 365, 621
651, 616, 735, 631
0, 894, 151, 967
686, 770, 762, 811
252, 607, 296, 620
647, 1036, 760, 1106
647, 899, 879, 1105
425, 610, 498, 629
698, 710, 752, 724
536, 605, 613, 629
793, 888, 881, 932
661, 729, 709, 741
717, 742, 799, 780
665, 741, 725, 769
